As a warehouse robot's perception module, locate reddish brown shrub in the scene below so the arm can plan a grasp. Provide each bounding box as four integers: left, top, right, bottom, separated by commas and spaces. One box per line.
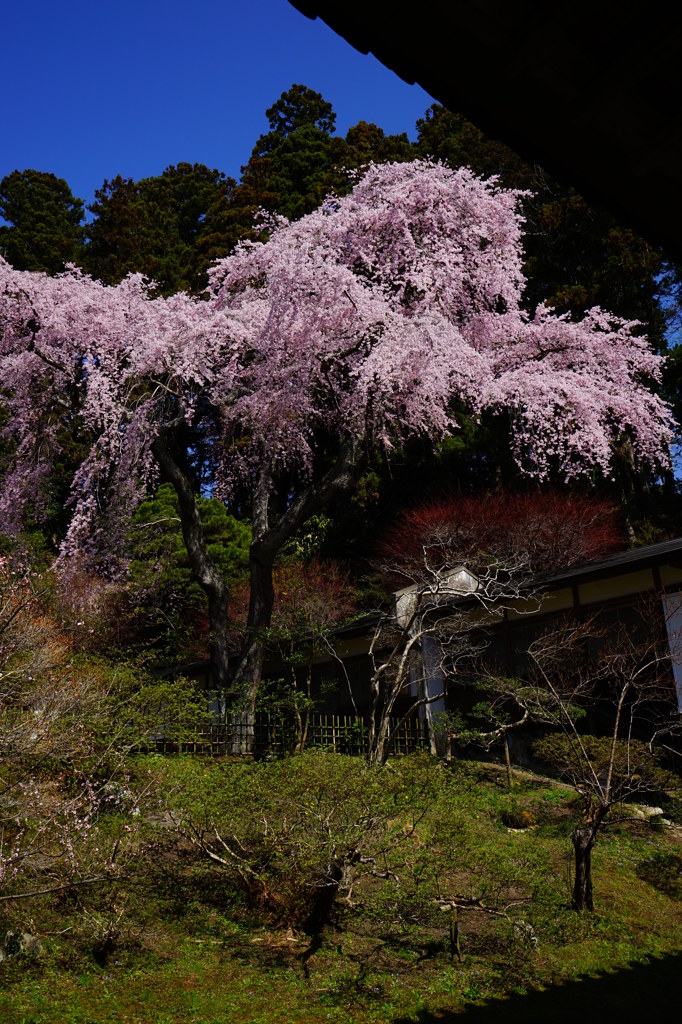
376, 491, 625, 586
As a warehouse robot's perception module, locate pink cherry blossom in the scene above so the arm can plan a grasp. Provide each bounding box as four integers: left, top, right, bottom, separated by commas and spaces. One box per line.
0, 159, 673, 571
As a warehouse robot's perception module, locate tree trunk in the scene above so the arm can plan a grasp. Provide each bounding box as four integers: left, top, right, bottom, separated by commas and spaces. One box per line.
207, 589, 230, 691
151, 429, 231, 692
230, 438, 364, 754
370, 714, 392, 766
503, 733, 513, 789
230, 549, 275, 755
571, 826, 595, 911
367, 668, 394, 766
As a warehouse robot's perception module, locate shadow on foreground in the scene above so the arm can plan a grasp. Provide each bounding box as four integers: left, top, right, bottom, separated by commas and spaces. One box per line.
393, 951, 682, 1024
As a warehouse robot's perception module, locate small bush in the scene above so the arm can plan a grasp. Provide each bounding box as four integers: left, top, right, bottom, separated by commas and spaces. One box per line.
637, 850, 682, 899
500, 803, 536, 829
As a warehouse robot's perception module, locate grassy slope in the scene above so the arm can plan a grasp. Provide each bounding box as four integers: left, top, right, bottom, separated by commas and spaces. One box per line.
1, 756, 681, 1024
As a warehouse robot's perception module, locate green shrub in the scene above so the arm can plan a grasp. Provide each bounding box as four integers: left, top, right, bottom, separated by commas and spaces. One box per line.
636, 850, 682, 899
163, 751, 441, 931
533, 733, 676, 794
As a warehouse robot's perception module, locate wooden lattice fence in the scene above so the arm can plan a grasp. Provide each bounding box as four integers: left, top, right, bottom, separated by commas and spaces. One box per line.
153, 711, 429, 757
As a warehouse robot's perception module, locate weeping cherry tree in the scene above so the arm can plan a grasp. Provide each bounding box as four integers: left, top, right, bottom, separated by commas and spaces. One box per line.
0, 160, 674, 750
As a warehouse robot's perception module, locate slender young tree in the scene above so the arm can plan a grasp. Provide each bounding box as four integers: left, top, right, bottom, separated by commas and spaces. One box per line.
528, 614, 679, 911
0, 160, 674, 750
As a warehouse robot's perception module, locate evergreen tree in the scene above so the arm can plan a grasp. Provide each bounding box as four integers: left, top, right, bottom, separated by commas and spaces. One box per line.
84, 175, 146, 285
86, 163, 233, 294
334, 120, 413, 169
415, 105, 530, 189
126, 483, 251, 663
201, 86, 415, 261
197, 155, 279, 266
254, 83, 336, 155
0, 169, 85, 273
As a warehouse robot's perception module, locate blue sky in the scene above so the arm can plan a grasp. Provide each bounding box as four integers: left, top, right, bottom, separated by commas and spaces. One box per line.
2, 0, 434, 206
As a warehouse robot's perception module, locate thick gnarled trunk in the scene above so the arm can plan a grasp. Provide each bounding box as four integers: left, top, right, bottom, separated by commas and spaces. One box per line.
230, 550, 275, 755
231, 441, 363, 755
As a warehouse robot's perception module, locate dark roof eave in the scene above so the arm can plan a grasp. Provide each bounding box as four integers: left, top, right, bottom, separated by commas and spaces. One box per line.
289, 1, 682, 263
533, 537, 682, 589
